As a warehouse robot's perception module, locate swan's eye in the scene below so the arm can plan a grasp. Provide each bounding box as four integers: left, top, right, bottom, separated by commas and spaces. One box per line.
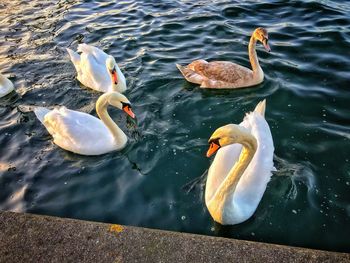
208, 138, 220, 147
207, 138, 221, 157
121, 102, 130, 109
110, 67, 116, 74
122, 102, 135, 119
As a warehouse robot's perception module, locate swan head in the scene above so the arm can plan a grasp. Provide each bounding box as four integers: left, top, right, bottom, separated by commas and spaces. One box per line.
206, 124, 256, 157
253, 27, 270, 52
108, 92, 135, 119
106, 56, 119, 85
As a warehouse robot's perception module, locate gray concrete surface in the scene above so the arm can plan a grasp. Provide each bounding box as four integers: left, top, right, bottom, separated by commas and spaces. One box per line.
0, 211, 349, 263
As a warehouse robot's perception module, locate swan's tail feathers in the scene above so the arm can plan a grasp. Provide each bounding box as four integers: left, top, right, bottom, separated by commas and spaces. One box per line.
254, 99, 266, 118
176, 64, 203, 85
77, 43, 93, 54
34, 107, 50, 124
66, 48, 80, 66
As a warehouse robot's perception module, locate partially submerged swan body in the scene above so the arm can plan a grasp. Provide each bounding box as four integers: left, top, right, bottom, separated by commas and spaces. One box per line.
67, 44, 127, 93
177, 27, 270, 89
0, 73, 14, 98
34, 92, 135, 155
205, 100, 274, 225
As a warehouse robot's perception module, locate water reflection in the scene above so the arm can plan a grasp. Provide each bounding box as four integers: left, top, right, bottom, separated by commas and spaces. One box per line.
0, 0, 350, 252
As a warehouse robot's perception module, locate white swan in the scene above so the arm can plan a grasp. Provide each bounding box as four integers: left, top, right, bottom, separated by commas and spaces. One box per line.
205, 100, 274, 225
177, 27, 270, 89
66, 44, 127, 93
0, 73, 14, 98
34, 91, 135, 155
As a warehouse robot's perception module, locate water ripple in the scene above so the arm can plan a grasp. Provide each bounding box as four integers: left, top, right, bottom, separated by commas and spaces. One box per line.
0, 0, 349, 252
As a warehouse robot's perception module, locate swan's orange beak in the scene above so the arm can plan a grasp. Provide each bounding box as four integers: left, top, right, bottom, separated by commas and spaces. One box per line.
123, 105, 135, 119
263, 39, 271, 52
112, 71, 118, 85
206, 142, 220, 157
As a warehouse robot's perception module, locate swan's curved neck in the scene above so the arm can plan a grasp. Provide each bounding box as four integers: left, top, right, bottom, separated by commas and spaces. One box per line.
248, 36, 263, 77
96, 93, 127, 146
219, 137, 257, 198
208, 132, 257, 221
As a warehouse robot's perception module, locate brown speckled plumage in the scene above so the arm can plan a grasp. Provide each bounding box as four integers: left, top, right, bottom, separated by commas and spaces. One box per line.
177, 28, 270, 89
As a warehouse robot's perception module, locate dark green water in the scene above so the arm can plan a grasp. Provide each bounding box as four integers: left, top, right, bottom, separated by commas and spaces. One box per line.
1, 0, 350, 252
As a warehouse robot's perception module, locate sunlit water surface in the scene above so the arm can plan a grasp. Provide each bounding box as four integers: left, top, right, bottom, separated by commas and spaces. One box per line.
1, 0, 350, 252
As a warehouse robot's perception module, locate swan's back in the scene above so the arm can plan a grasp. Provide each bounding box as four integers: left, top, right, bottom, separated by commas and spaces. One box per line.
37, 107, 117, 155
78, 44, 109, 64
79, 52, 111, 90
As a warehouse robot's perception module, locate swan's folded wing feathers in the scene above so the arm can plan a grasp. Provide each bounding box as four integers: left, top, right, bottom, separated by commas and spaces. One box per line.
234, 112, 274, 212
199, 61, 251, 83
188, 60, 207, 73
43, 108, 108, 152
78, 44, 109, 64
43, 108, 77, 147
247, 112, 275, 175
79, 53, 110, 91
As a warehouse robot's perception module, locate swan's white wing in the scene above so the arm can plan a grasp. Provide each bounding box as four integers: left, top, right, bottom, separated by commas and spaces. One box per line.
43, 107, 115, 155
233, 112, 274, 216
79, 53, 112, 92
0, 76, 14, 98
78, 44, 109, 65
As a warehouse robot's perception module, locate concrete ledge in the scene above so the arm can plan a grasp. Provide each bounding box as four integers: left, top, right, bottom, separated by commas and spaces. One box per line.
0, 211, 349, 262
